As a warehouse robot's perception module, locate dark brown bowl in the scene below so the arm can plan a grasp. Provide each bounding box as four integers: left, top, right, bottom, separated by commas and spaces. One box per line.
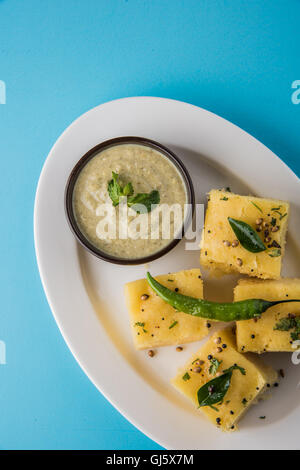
65, 136, 195, 265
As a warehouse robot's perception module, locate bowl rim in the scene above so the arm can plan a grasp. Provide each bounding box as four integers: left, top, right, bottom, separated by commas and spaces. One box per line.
65, 136, 195, 265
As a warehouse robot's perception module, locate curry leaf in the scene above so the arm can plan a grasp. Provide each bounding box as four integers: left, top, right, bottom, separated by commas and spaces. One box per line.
228, 217, 266, 253
197, 371, 232, 408
223, 364, 246, 376
197, 364, 246, 409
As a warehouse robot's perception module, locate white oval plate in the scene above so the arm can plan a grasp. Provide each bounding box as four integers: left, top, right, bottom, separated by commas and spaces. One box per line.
34, 97, 300, 450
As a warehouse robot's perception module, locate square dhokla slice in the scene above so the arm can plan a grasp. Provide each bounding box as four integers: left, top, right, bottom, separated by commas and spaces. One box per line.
200, 189, 289, 279
235, 278, 300, 353
124, 269, 210, 349
172, 327, 278, 432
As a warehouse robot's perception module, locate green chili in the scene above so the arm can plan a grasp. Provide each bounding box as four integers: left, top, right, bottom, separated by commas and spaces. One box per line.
146, 272, 300, 322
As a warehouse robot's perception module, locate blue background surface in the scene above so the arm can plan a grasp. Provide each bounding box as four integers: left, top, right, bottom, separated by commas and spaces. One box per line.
0, 0, 299, 450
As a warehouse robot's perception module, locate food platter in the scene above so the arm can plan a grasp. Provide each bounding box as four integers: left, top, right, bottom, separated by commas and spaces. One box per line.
34, 97, 300, 449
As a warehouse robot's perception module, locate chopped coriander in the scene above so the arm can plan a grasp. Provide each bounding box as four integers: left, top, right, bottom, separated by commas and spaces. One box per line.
108, 172, 134, 206
182, 372, 190, 382
268, 248, 281, 257
274, 317, 295, 331
191, 358, 200, 364
169, 320, 178, 329
271, 206, 287, 221
107, 171, 160, 212
209, 357, 222, 376
250, 201, 263, 213
274, 316, 300, 342
128, 190, 160, 213
134, 322, 147, 333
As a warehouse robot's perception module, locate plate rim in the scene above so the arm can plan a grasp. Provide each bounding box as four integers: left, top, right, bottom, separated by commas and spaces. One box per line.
34, 96, 300, 450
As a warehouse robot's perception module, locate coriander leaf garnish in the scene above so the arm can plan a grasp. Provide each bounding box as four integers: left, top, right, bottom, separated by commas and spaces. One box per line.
209, 357, 222, 376
268, 248, 281, 257
107, 172, 159, 212
107, 171, 124, 206
127, 190, 160, 213
274, 316, 300, 342
250, 201, 263, 213
228, 217, 266, 253
123, 182, 134, 196
134, 322, 147, 332
182, 372, 190, 382
107, 172, 134, 206
220, 197, 228, 201
169, 320, 178, 329
274, 317, 293, 331
271, 206, 287, 221
291, 331, 300, 341
197, 364, 245, 410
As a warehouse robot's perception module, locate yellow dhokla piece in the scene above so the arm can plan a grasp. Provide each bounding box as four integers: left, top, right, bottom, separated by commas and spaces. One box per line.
172, 327, 278, 432
235, 278, 300, 353
124, 269, 210, 349
200, 189, 289, 279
